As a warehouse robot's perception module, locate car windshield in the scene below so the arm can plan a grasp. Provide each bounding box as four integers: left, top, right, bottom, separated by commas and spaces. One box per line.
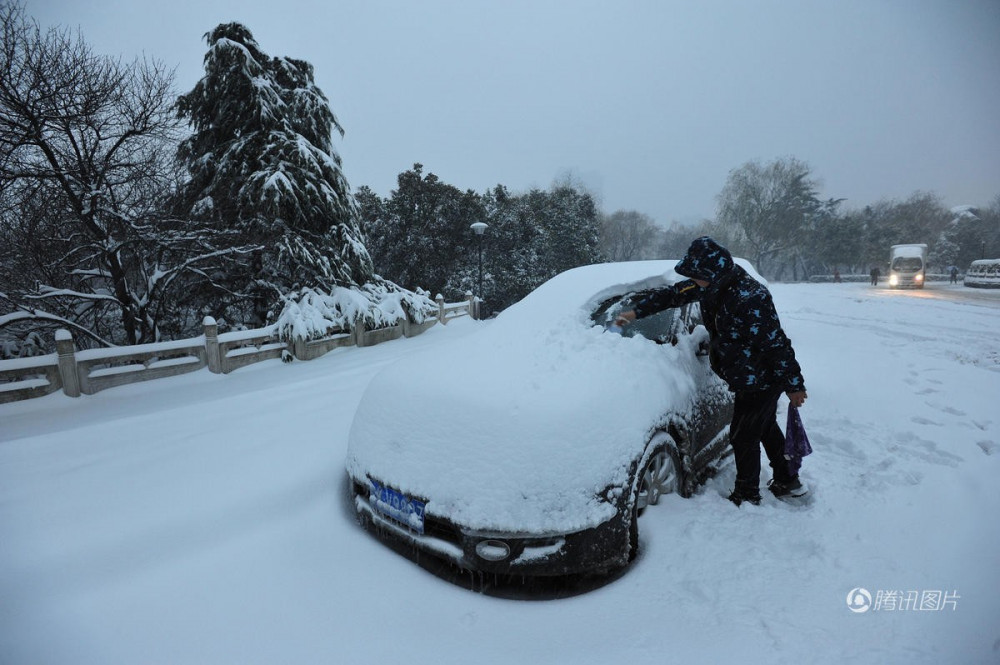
591, 294, 679, 344
892, 257, 922, 271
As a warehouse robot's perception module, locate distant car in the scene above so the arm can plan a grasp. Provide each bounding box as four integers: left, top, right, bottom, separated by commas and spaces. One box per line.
964, 259, 1000, 288
345, 261, 740, 577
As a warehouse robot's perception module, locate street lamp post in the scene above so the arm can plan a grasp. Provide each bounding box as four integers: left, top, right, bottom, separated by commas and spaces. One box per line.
470, 222, 488, 319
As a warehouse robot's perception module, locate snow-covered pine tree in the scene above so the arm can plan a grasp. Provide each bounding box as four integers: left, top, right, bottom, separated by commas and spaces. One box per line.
363, 164, 483, 299
176, 23, 373, 326
437, 183, 603, 314
449, 184, 546, 312
534, 185, 604, 276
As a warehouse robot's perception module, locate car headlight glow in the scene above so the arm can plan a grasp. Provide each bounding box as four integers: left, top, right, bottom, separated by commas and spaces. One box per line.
915, 273, 924, 282
889, 275, 899, 286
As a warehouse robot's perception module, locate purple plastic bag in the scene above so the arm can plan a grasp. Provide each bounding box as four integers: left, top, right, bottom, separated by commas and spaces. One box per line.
784, 405, 813, 475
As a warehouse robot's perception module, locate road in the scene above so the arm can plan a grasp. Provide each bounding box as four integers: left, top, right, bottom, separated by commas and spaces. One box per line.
1, 282, 999, 665
870, 281, 1000, 307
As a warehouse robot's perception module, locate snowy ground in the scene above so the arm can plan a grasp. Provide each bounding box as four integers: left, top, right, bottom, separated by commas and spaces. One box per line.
1, 281, 999, 665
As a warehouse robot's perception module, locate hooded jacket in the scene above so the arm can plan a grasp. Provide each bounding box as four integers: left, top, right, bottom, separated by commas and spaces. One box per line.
630, 237, 806, 394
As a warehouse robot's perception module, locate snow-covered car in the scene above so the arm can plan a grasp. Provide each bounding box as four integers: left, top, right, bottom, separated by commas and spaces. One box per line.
345, 260, 742, 577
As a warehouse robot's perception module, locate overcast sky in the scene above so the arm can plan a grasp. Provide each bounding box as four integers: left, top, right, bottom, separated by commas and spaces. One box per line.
24, 0, 1000, 225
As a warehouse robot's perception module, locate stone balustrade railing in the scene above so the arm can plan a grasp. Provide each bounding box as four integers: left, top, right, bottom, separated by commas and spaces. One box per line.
0, 293, 478, 405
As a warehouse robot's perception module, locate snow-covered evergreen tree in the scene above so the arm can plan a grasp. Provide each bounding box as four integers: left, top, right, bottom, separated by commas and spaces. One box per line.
462, 184, 546, 312
176, 23, 373, 326
361, 165, 605, 314
934, 205, 981, 270
853, 192, 951, 271
440, 183, 603, 313
532, 185, 604, 276
361, 164, 482, 298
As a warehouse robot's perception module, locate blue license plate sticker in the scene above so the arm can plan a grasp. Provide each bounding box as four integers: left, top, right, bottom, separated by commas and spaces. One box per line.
369, 480, 426, 534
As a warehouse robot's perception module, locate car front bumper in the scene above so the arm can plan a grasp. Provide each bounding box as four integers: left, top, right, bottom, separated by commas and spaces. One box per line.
350, 476, 630, 577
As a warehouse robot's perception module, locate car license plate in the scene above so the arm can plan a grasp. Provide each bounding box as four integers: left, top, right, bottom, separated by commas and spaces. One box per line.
369, 480, 426, 534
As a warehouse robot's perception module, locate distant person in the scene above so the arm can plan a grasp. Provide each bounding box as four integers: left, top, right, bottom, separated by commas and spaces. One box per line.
615, 237, 808, 507
870, 267, 880, 286
950, 266, 959, 284
833, 268, 842, 283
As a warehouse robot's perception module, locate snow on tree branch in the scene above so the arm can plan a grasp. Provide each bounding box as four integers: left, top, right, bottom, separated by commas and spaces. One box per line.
273, 280, 436, 342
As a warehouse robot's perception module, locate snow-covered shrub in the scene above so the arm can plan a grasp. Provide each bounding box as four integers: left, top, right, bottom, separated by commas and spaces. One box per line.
0, 339, 18, 360
0, 332, 47, 359
273, 279, 436, 342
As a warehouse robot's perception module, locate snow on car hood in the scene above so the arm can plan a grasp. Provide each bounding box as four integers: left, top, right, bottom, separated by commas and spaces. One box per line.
346, 261, 718, 534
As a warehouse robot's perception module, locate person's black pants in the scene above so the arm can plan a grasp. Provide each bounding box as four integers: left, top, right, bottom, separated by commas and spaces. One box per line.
730, 388, 795, 493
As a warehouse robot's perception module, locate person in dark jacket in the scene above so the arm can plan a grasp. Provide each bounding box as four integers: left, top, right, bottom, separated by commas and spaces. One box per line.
615, 236, 808, 506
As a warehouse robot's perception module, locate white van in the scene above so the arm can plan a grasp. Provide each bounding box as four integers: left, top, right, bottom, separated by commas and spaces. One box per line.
888, 244, 927, 289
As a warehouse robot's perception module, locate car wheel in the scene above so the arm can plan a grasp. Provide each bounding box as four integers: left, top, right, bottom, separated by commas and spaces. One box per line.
628, 443, 680, 560
636, 447, 679, 516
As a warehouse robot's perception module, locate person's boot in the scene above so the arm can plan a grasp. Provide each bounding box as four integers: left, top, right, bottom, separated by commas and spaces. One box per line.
727, 488, 762, 506
767, 477, 808, 498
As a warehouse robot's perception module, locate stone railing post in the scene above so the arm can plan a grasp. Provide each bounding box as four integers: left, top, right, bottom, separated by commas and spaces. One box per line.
204, 316, 222, 374
466, 291, 476, 320
292, 335, 307, 360
353, 318, 368, 347
55, 329, 80, 397
436, 294, 445, 324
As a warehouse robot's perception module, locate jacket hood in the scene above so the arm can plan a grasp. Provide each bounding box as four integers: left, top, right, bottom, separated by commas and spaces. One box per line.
674, 236, 734, 283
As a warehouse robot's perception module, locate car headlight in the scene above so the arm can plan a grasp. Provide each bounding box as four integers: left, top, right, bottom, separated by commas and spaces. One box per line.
889, 275, 898, 286
915, 273, 924, 282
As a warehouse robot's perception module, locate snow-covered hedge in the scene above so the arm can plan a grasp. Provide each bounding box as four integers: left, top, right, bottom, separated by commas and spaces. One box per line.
274, 279, 437, 342
808, 274, 870, 283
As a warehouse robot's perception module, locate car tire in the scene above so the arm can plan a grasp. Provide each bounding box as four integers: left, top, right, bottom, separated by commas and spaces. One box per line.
628, 440, 680, 560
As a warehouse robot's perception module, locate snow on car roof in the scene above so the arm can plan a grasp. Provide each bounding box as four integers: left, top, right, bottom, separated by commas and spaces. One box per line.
496, 259, 681, 325
346, 260, 744, 534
